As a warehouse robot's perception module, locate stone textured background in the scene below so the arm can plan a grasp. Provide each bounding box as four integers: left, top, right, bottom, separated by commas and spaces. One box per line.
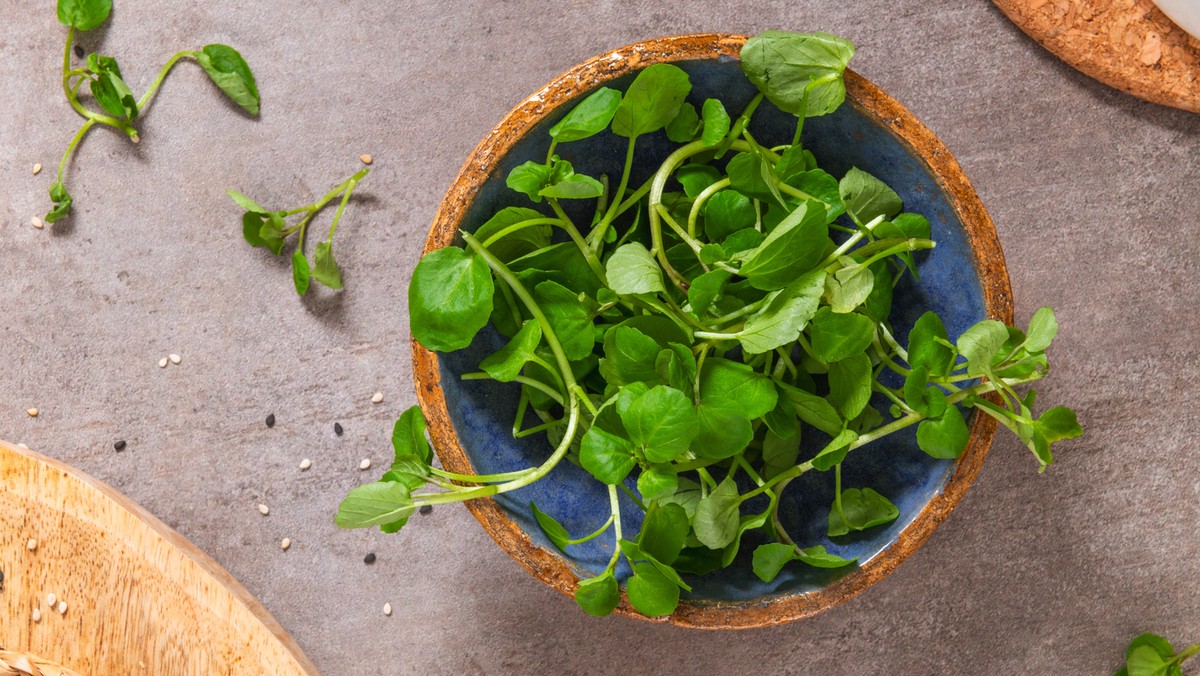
2, 1, 1197, 673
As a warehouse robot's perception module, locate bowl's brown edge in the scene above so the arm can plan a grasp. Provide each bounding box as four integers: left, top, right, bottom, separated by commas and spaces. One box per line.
412, 33, 1013, 629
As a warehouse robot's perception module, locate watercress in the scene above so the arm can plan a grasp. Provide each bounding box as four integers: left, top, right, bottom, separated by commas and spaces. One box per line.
1116, 632, 1200, 676
47, 0, 258, 223
337, 31, 1082, 618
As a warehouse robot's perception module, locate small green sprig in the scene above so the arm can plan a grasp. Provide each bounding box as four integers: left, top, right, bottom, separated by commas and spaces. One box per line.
1116, 633, 1200, 675
48, 0, 258, 223
229, 167, 370, 296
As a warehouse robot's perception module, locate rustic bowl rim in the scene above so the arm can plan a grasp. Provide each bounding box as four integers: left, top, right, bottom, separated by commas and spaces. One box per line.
412, 32, 1013, 629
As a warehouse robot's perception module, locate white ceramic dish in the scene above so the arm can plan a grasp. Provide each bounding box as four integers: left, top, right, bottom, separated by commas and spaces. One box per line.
1154, 0, 1200, 41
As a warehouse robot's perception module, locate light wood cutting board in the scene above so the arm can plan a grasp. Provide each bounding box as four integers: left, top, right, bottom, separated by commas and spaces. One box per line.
0, 440, 319, 675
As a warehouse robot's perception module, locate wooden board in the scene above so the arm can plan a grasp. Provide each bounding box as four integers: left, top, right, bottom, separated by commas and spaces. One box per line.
0, 440, 319, 675
993, 0, 1200, 113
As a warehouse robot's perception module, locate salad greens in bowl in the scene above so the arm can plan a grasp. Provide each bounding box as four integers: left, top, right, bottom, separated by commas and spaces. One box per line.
336, 31, 1082, 627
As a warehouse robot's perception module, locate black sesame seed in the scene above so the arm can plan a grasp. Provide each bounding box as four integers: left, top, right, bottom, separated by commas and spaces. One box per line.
74, 45, 84, 58
333, 422, 343, 436
265, 414, 276, 428
113, 440, 126, 452
419, 505, 433, 516
363, 552, 376, 565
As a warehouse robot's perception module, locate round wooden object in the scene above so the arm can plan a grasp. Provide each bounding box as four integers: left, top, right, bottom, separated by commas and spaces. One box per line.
993, 0, 1200, 113
0, 440, 318, 675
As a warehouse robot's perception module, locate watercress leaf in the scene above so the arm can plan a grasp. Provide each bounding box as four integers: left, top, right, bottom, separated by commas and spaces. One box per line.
480, 319, 542, 382
860, 261, 894, 323
704, 190, 756, 242
258, 214, 287, 255
606, 242, 665, 295
778, 383, 844, 436
738, 200, 829, 290
195, 44, 260, 115
700, 242, 727, 264
693, 478, 742, 549
533, 280, 595, 360
1125, 645, 1171, 676
957, 319, 1009, 375
810, 428, 858, 471
660, 477, 702, 519
700, 98, 731, 147
334, 481, 414, 529
626, 562, 680, 617
620, 386, 697, 463
539, 171, 604, 200
839, 167, 902, 225
575, 572, 620, 617
661, 343, 697, 394
676, 163, 721, 198
722, 227, 765, 255
796, 545, 857, 568
549, 87, 621, 142
726, 150, 781, 205
530, 501, 572, 552
473, 207, 553, 262
692, 409, 753, 459
916, 405, 970, 459
720, 509, 771, 567
903, 366, 947, 418
740, 31, 855, 117
639, 502, 689, 565
312, 241, 343, 289
907, 311, 956, 375
638, 464, 678, 502
392, 406, 432, 464
752, 543, 798, 582
242, 212, 267, 247
228, 189, 268, 214
1035, 406, 1083, 443
738, 269, 826, 354
45, 182, 73, 223
409, 246, 494, 352
696, 358, 778, 419
612, 63, 692, 138
291, 250, 311, 296
828, 353, 872, 419
510, 241, 602, 296
600, 326, 661, 386
827, 487, 899, 536
809, 307, 875, 363
783, 169, 844, 220
762, 429, 801, 479
579, 427, 636, 484
90, 69, 138, 120
506, 161, 553, 204
1024, 306, 1059, 353
891, 212, 932, 239
665, 102, 701, 143
823, 261, 874, 314
57, 0, 111, 31
687, 269, 731, 318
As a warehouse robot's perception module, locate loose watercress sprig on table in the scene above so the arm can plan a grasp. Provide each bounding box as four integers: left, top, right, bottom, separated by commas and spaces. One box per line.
47, 0, 258, 223
1116, 633, 1200, 675
336, 30, 1083, 618
229, 167, 369, 296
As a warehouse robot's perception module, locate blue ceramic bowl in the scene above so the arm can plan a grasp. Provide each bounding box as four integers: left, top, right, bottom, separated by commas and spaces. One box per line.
414, 34, 1012, 628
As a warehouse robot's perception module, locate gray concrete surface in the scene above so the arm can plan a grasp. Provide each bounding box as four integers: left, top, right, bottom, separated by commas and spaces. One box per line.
2, 1, 1198, 673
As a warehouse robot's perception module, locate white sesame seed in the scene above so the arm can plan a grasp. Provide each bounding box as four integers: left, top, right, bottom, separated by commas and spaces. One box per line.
158, 357, 168, 368
168, 353, 182, 365
57, 601, 67, 615
359, 154, 373, 165
383, 602, 392, 616
359, 458, 371, 470
31, 216, 44, 229
46, 593, 56, 607
17, 443, 28, 450
32, 607, 41, 622
26, 408, 39, 417
32, 163, 43, 175
299, 458, 311, 470
257, 503, 270, 516
27, 538, 37, 551
280, 538, 291, 551
371, 391, 384, 404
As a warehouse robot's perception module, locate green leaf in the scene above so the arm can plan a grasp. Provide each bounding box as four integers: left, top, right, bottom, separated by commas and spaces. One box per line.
1126, 645, 1170, 676
196, 44, 260, 115
703, 190, 755, 242
57, 0, 111, 31
740, 31, 855, 117
480, 320, 542, 382
726, 149, 781, 205
258, 213, 287, 255
242, 212, 267, 247
1036, 406, 1083, 443
839, 168, 902, 225
638, 464, 678, 501
957, 319, 1009, 375
312, 241, 343, 289
620, 386, 697, 463
45, 182, 73, 223
828, 487, 900, 536
687, 269, 731, 318
762, 429, 800, 479
90, 69, 137, 120
533, 280, 594, 361
473, 206, 552, 262
778, 383, 844, 436
700, 98, 731, 146
510, 241, 602, 296
409, 246, 494, 352
228, 189, 267, 214
808, 307, 875, 363
692, 409, 753, 459
599, 326, 661, 386
796, 545, 856, 568
575, 572, 620, 617
391, 406, 432, 465
752, 542, 798, 582
660, 477, 703, 519
825, 261, 874, 314
810, 428, 858, 471
916, 405, 970, 459
579, 427, 636, 484
639, 502, 689, 565
506, 161, 552, 203
738, 200, 829, 290
539, 168, 604, 200
531, 501, 571, 552
693, 478, 741, 549
612, 63, 692, 138
827, 353, 872, 419
696, 358, 778, 419
676, 163, 722, 199
903, 365, 947, 418
1126, 633, 1175, 662
737, 270, 826, 355
549, 87, 621, 142
626, 562, 680, 617
657, 343, 696, 393
1024, 306, 1059, 352
606, 242, 665, 295
291, 250, 311, 296
907, 311, 956, 375
335, 481, 414, 529
665, 103, 701, 143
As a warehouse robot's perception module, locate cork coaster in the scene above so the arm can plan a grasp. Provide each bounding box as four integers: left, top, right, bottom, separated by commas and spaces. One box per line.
993, 0, 1200, 113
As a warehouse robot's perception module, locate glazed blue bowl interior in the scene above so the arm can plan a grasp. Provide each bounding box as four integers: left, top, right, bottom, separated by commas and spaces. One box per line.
437, 57, 985, 603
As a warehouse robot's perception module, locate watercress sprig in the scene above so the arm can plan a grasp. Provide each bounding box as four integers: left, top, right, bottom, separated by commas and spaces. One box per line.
229, 167, 369, 296
337, 30, 1083, 619
47, 0, 258, 223
1116, 632, 1200, 676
